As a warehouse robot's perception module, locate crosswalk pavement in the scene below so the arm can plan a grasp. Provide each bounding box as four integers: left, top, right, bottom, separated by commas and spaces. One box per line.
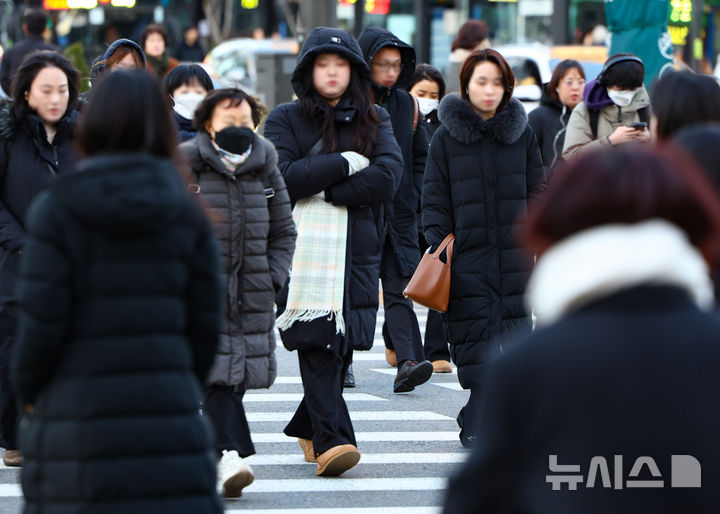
0, 305, 471, 513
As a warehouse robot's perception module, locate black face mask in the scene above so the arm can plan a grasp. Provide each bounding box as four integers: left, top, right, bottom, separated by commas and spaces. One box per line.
214, 126, 254, 155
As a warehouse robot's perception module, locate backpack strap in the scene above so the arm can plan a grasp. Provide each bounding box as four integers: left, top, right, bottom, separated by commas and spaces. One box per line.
589, 109, 600, 140
637, 106, 649, 123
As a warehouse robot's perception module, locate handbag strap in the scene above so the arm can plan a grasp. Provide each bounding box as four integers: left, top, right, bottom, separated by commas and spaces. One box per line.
432, 233, 454, 266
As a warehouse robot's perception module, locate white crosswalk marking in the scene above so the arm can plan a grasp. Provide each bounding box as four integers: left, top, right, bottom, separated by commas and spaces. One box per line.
246, 411, 453, 422
226, 508, 440, 514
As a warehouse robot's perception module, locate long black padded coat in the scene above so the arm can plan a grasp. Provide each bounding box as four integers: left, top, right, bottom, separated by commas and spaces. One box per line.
422, 94, 546, 391
180, 131, 296, 389
11, 153, 224, 514
358, 26, 428, 276
263, 27, 404, 353
0, 103, 77, 386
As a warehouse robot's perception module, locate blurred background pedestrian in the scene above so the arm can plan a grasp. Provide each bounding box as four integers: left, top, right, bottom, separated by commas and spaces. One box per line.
140, 24, 179, 80
162, 63, 214, 142
528, 59, 586, 175
173, 25, 206, 63
446, 20, 491, 95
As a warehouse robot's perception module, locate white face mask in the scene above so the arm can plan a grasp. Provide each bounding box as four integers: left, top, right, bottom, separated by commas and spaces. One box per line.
607, 88, 639, 108
172, 92, 205, 120
416, 97, 439, 116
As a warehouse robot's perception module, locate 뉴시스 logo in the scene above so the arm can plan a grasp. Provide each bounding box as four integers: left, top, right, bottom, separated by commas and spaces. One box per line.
546, 455, 701, 490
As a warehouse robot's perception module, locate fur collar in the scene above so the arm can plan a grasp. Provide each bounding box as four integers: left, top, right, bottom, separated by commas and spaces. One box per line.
438, 93, 527, 145
527, 220, 714, 326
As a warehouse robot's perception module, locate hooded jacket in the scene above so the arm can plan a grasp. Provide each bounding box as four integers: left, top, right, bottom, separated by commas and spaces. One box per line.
180, 131, 296, 389
562, 78, 650, 160
423, 94, 545, 391
358, 27, 428, 276
12, 152, 223, 513
0, 35, 58, 95
264, 27, 403, 352
87, 39, 146, 89
527, 84, 571, 172
0, 101, 78, 378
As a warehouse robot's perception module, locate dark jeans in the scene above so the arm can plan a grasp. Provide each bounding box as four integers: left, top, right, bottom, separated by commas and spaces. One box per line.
423, 309, 450, 362
204, 384, 255, 459
380, 240, 424, 365
284, 345, 356, 456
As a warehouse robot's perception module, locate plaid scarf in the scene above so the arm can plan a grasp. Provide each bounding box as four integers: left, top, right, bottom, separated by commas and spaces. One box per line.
276, 193, 348, 335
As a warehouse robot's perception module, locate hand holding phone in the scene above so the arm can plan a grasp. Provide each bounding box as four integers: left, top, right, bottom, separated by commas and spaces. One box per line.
630, 122, 648, 131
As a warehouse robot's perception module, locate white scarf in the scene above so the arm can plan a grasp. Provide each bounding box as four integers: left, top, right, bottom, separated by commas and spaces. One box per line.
527, 219, 714, 326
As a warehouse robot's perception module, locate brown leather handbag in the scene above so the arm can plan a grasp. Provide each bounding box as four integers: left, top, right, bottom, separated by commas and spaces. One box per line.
403, 233, 454, 312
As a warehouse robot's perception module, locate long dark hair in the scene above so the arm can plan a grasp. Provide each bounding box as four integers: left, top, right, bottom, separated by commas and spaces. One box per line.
11, 50, 79, 120
76, 70, 177, 158
408, 63, 446, 99
297, 55, 378, 155
194, 88, 267, 131
459, 48, 515, 114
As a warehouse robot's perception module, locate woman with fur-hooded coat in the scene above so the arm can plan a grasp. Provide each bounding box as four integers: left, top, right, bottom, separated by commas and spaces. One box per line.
422, 49, 545, 447
0, 52, 79, 466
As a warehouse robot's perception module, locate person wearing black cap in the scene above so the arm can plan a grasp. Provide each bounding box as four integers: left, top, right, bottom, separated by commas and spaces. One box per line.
264, 27, 403, 477
357, 27, 432, 394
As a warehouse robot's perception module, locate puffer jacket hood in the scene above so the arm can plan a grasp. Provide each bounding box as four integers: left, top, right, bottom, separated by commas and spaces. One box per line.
54, 153, 186, 237
358, 26, 416, 93
102, 38, 146, 67
291, 27, 369, 97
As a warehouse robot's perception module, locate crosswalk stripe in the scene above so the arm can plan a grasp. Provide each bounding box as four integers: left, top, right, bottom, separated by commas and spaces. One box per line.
252, 432, 459, 443
243, 393, 387, 402
226, 508, 440, 514
350, 354, 387, 361
243, 477, 447, 493
245, 453, 466, 466
433, 383, 464, 391
370, 368, 456, 376
0, 484, 20, 497
273, 377, 303, 384
246, 411, 453, 422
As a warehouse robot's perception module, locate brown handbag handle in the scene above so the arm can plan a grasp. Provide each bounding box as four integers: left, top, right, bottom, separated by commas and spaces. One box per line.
431, 233, 454, 266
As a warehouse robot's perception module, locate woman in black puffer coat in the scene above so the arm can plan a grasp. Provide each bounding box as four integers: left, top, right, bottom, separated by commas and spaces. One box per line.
264, 27, 403, 477
527, 59, 585, 175
180, 87, 297, 497
12, 70, 223, 514
423, 49, 545, 448
0, 51, 80, 467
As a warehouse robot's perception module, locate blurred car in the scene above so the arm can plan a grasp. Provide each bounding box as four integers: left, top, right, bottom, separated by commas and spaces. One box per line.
495, 43, 607, 112
202, 38, 299, 94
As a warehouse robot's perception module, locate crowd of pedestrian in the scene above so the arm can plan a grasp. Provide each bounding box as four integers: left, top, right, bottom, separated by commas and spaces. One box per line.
1, 6, 720, 513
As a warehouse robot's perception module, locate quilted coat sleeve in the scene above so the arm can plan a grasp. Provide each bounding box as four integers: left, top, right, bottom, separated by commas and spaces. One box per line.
421, 129, 454, 247
0, 137, 27, 252
526, 130, 547, 200
266, 164, 297, 293
185, 204, 223, 383
264, 104, 349, 202
325, 107, 403, 207
12, 192, 71, 404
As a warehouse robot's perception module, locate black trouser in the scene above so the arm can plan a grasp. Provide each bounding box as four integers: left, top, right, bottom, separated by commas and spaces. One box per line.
204, 384, 255, 459
0, 312, 17, 451
380, 238, 424, 365
423, 310, 450, 362
284, 345, 356, 457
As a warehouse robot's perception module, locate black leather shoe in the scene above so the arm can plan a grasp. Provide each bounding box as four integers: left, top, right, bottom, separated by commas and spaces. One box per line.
393, 360, 433, 393
343, 364, 356, 388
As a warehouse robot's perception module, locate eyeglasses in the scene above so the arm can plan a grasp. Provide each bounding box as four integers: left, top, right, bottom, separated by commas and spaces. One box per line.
562, 79, 586, 88
372, 61, 403, 72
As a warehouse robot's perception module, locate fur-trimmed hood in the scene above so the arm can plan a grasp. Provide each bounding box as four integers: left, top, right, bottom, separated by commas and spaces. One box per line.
527, 219, 715, 326
438, 93, 528, 145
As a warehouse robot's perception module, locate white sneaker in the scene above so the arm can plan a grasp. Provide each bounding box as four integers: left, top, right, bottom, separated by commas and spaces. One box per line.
217, 450, 254, 498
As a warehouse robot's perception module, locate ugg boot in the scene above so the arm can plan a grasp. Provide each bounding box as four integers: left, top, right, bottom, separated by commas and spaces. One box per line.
315, 444, 360, 476
298, 438, 317, 463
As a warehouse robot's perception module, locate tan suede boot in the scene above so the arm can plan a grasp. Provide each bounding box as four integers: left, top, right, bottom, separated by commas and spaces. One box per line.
298, 438, 317, 463
315, 444, 360, 476
432, 360, 452, 373
385, 348, 397, 367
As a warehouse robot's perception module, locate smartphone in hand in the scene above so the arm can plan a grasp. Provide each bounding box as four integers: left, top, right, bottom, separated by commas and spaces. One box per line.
630, 121, 648, 131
